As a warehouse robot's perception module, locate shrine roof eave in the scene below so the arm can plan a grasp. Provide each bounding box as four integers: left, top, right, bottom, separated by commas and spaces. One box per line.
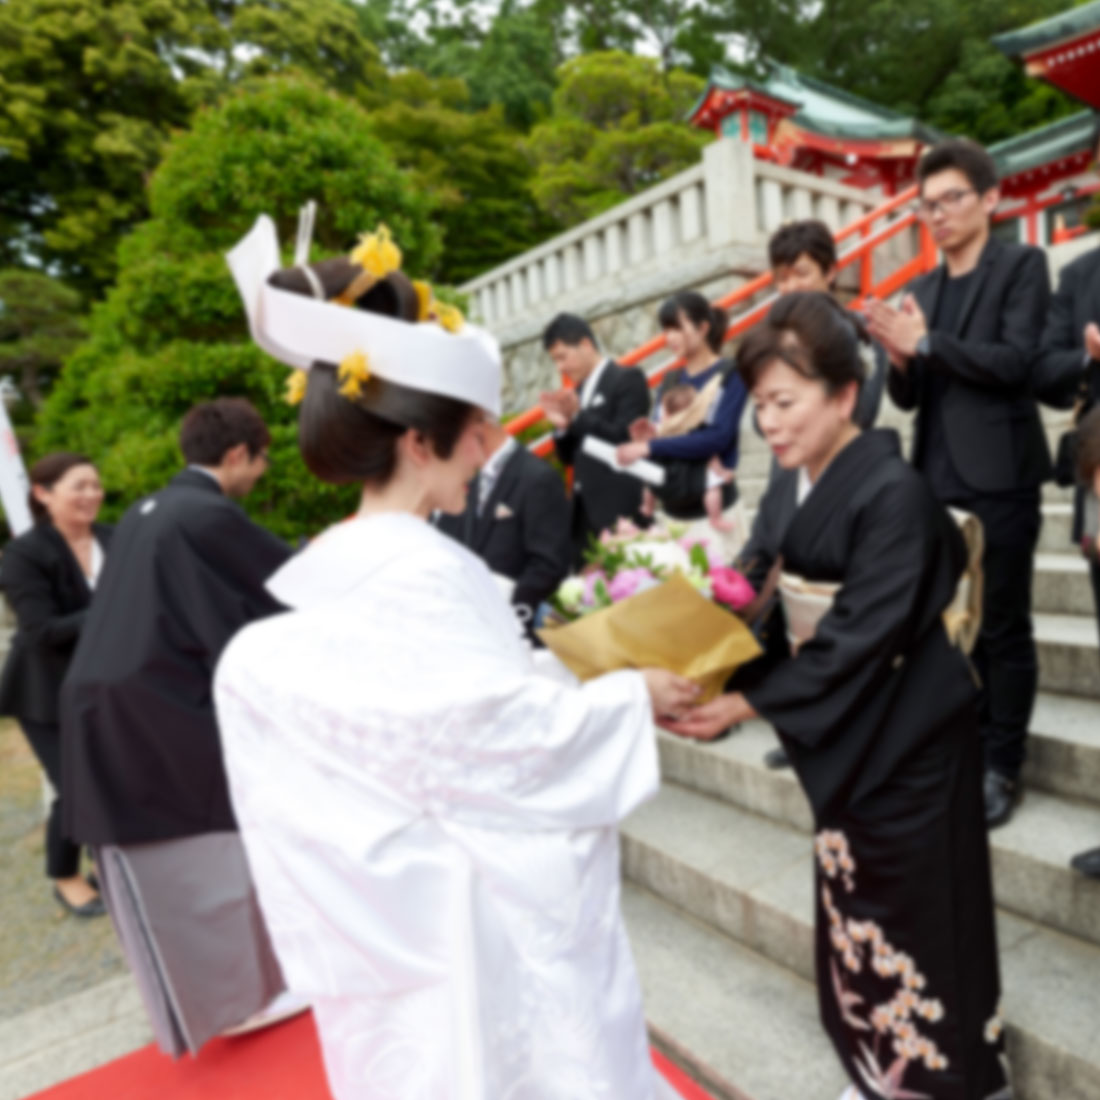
990, 110, 1098, 179
686, 71, 801, 124
993, 0, 1100, 59
793, 115, 942, 143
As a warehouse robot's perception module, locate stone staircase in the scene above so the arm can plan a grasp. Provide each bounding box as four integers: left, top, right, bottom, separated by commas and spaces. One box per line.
622, 404, 1100, 1099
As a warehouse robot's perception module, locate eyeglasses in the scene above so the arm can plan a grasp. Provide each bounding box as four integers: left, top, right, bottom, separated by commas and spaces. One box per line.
916, 188, 977, 219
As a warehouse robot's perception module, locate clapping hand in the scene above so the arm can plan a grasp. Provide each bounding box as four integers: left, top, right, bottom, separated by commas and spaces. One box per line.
540, 388, 580, 430
1084, 322, 1100, 363
865, 295, 928, 367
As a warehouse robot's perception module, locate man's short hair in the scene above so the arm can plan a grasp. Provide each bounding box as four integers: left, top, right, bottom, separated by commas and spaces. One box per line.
179, 397, 270, 466
768, 220, 837, 274
542, 313, 597, 350
918, 139, 999, 195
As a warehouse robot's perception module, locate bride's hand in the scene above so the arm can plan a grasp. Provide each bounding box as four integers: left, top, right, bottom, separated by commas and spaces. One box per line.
641, 669, 700, 719
659, 692, 754, 740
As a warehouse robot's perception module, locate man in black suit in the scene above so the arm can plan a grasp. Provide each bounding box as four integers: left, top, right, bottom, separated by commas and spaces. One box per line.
1033, 115, 1100, 876
868, 139, 1052, 828
539, 313, 651, 563
62, 397, 294, 1054
436, 418, 572, 642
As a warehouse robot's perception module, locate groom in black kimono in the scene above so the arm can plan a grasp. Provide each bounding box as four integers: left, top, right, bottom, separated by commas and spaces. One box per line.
868, 139, 1051, 828
61, 397, 294, 1055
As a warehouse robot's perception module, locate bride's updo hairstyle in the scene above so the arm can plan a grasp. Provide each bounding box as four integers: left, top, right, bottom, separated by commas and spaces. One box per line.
269, 261, 477, 487
736, 291, 867, 396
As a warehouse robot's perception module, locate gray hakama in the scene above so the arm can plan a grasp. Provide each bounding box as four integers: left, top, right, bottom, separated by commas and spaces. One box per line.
97, 831, 285, 1057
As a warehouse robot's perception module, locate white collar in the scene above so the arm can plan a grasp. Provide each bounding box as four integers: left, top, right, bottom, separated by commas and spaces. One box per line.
481, 435, 517, 480
796, 467, 814, 505
580, 357, 611, 406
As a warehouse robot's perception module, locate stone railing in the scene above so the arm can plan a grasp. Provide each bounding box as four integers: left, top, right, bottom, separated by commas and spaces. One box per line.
460, 138, 888, 347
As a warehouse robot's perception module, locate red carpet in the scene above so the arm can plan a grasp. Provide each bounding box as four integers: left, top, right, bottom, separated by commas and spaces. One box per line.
28, 1013, 714, 1099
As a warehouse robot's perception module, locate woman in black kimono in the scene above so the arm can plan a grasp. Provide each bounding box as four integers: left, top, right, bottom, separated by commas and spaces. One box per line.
664, 292, 1009, 1100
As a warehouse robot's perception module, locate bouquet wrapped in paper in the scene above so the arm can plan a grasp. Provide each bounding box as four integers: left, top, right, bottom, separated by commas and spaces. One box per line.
538, 521, 762, 701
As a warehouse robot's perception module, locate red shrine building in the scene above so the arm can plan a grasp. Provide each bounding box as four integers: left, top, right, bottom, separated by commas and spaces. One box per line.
687, 2, 1100, 248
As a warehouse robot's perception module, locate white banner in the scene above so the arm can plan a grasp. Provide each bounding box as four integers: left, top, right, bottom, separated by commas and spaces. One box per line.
0, 399, 32, 536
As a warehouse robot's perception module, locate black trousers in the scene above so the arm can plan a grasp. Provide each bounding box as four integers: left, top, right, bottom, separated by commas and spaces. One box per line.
949, 494, 1041, 781
20, 718, 81, 879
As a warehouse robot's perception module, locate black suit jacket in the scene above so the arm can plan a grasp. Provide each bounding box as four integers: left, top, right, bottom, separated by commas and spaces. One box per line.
0, 521, 114, 724
436, 444, 572, 638
61, 469, 292, 846
888, 236, 1052, 493
553, 360, 651, 543
1033, 245, 1100, 541
1033, 245, 1100, 411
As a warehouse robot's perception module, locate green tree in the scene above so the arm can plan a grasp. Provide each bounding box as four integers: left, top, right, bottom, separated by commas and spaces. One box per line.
35, 79, 438, 538
526, 51, 707, 224
371, 72, 560, 282
0, 271, 86, 411
0, 0, 385, 295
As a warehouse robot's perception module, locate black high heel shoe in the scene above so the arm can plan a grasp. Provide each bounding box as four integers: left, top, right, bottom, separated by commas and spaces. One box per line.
53, 885, 107, 918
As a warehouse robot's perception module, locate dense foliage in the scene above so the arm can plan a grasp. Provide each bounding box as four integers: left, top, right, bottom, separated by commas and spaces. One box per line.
33, 80, 438, 539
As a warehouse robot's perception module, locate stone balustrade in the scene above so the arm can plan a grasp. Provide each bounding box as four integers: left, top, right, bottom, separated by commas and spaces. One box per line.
461, 139, 890, 351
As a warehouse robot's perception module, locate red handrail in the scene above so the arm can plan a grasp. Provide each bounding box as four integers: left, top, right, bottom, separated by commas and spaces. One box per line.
510, 183, 935, 456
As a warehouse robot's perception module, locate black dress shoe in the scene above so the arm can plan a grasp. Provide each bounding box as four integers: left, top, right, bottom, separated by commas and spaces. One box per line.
53, 886, 107, 918
983, 770, 1019, 829
764, 746, 791, 770
1070, 846, 1100, 879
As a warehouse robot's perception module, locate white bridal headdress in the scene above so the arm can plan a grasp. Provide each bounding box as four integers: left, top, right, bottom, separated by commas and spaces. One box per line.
226, 206, 502, 416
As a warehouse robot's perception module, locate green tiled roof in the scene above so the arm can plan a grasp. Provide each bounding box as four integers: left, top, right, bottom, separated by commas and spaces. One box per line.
989, 110, 1097, 177
691, 63, 940, 142
993, 0, 1100, 58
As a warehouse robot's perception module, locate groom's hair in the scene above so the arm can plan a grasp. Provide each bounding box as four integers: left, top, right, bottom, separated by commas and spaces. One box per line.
180, 398, 270, 465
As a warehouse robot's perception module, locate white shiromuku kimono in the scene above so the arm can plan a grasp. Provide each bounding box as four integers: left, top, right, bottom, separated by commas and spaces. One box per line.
213, 512, 668, 1100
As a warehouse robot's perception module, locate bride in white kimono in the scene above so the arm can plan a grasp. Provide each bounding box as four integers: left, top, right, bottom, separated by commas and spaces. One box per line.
216, 216, 696, 1100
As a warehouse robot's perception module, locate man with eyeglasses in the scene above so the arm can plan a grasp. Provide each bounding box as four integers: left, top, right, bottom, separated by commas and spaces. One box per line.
867, 139, 1052, 829
61, 397, 298, 1057
1033, 115, 1100, 877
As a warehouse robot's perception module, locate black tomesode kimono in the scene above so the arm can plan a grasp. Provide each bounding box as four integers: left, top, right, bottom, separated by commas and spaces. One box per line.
742, 430, 1010, 1100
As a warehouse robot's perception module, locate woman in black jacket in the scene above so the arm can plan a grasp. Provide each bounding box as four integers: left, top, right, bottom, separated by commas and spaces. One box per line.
0, 452, 112, 916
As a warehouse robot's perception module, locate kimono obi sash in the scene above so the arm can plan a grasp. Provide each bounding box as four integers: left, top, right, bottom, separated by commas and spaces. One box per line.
779, 507, 984, 656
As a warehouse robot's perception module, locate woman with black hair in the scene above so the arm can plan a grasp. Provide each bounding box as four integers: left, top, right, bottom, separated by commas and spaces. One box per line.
0, 453, 111, 916
215, 216, 693, 1100
664, 293, 1009, 1100
616, 290, 749, 555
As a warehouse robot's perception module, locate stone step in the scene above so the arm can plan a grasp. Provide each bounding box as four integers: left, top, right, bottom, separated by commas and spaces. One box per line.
1032, 552, 1093, 616
652, 724, 1100, 948
1039, 502, 1075, 553
1026, 692, 1100, 803
1035, 612, 1100, 698
624, 784, 1100, 1100
622, 883, 847, 1100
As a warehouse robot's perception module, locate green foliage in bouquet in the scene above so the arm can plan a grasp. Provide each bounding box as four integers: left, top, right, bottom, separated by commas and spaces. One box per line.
33, 78, 439, 541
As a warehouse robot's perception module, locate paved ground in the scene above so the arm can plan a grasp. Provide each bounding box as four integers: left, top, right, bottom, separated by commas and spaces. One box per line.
0, 720, 126, 1022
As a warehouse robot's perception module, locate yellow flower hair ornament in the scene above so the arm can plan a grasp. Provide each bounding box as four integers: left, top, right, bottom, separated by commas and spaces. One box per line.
411, 279, 465, 333
285, 369, 308, 406
338, 350, 371, 399
350, 224, 402, 280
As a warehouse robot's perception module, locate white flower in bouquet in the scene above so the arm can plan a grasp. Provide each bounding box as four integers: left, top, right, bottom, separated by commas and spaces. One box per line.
556, 577, 586, 614
625, 540, 692, 575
